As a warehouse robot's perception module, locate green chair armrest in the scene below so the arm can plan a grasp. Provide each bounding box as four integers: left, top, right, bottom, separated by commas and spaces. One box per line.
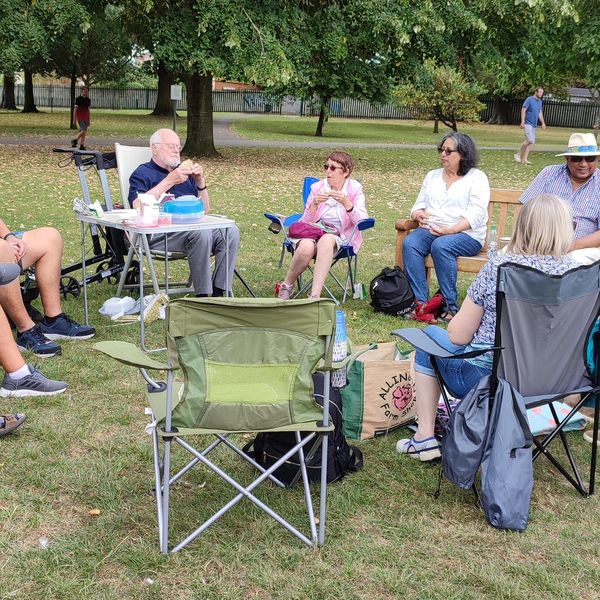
93, 341, 174, 370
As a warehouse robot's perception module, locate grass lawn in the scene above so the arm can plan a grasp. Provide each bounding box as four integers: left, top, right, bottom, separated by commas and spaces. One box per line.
231, 116, 576, 150
0, 125, 598, 599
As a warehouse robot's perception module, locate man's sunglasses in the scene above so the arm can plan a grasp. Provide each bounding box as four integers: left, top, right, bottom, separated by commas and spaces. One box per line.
568, 155, 598, 163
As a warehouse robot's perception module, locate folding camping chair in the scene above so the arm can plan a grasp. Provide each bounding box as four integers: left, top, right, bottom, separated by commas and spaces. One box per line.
94, 297, 341, 553
265, 177, 375, 303
394, 261, 600, 498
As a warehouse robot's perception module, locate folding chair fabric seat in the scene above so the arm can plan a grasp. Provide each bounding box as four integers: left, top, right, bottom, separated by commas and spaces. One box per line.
393, 260, 600, 503
94, 297, 339, 553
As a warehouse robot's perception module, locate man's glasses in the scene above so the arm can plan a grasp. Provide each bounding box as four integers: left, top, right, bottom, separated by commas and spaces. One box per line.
155, 143, 182, 151
437, 147, 459, 155
323, 164, 343, 171
568, 156, 598, 163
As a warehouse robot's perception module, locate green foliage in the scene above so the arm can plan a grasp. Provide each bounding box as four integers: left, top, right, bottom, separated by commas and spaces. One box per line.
394, 61, 486, 132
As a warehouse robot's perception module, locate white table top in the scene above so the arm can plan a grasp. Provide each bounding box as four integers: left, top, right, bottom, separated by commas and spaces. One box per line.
76, 211, 236, 234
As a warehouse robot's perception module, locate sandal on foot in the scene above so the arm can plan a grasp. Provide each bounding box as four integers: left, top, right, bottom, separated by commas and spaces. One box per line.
439, 310, 456, 323
0, 413, 26, 437
396, 435, 441, 461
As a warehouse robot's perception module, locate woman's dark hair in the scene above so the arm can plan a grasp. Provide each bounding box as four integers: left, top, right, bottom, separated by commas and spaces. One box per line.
438, 132, 479, 176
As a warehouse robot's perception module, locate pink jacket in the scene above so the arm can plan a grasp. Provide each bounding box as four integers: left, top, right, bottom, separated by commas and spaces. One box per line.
301, 178, 368, 252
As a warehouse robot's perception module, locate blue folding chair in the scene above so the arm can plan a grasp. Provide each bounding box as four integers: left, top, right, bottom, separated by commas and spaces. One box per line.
265, 177, 375, 303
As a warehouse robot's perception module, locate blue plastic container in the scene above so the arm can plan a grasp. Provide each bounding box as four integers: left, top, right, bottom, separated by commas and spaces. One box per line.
162, 196, 205, 223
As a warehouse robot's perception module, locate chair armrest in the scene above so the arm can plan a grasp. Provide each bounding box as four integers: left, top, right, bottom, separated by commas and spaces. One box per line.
93, 341, 175, 370
392, 328, 501, 360
395, 219, 418, 268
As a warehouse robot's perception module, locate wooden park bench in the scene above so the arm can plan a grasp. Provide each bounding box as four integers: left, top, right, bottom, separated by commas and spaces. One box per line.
395, 188, 523, 277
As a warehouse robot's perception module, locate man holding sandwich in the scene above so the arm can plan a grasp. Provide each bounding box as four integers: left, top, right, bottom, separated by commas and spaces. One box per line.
128, 128, 240, 296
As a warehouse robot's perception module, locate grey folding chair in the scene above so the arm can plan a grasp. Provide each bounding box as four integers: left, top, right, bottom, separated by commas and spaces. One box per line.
394, 261, 600, 498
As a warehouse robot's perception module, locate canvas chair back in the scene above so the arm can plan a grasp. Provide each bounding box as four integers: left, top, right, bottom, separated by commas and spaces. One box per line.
115, 143, 152, 207
163, 297, 336, 432
495, 261, 600, 397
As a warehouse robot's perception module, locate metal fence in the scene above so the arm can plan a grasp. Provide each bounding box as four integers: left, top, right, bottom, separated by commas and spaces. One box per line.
3, 84, 600, 129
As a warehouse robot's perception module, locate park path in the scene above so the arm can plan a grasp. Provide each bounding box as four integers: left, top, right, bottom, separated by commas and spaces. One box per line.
0, 114, 529, 151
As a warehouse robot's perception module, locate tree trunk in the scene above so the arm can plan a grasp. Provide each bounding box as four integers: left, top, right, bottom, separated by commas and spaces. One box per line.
433, 119, 439, 134
21, 69, 39, 113
183, 73, 219, 157
1, 73, 17, 109
70, 75, 77, 129
151, 61, 174, 116
486, 97, 511, 125
315, 99, 329, 137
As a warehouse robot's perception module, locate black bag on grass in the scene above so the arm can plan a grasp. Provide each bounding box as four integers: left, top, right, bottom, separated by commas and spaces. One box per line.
370, 266, 415, 317
243, 372, 363, 486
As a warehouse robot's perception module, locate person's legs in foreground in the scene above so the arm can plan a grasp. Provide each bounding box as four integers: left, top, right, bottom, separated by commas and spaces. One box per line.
396, 326, 490, 461
430, 233, 482, 316
402, 227, 435, 306
278, 238, 318, 299
309, 235, 338, 297
0, 265, 66, 437
0, 228, 95, 358
211, 226, 241, 296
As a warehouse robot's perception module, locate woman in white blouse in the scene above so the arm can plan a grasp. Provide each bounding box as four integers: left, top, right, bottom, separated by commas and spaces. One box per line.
403, 133, 490, 322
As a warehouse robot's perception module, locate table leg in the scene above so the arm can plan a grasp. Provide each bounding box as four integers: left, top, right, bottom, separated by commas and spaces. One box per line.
141, 234, 160, 295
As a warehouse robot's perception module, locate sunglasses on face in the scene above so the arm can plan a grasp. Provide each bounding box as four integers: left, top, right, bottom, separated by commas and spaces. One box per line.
323, 164, 343, 171
568, 156, 598, 163
437, 147, 459, 155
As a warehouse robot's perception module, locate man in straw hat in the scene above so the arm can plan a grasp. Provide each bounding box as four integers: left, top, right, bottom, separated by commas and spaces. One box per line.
520, 132, 600, 263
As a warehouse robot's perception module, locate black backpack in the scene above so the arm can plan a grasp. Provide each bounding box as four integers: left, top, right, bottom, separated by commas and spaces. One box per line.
243, 372, 364, 486
370, 266, 415, 317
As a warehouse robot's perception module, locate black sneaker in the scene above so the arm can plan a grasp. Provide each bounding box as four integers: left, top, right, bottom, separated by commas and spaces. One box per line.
0, 365, 67, 398
16, 324, 61, 357
39, 313, 95, 340
71, 139, 78, 148
79, 145, 87, 151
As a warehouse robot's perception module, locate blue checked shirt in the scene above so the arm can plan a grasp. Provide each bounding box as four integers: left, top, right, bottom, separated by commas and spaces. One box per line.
520, 164, 600, 240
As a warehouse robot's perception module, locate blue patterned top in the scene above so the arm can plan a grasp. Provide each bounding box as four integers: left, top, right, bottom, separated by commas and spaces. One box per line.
465, 253, 578, 367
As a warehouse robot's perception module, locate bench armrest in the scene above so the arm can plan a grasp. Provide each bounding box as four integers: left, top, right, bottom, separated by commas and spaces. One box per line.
395, 218, 418, 268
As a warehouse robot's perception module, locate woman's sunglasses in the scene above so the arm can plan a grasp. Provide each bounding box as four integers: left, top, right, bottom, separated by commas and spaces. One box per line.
323, 164, 343, 171
437, 147, 459, 155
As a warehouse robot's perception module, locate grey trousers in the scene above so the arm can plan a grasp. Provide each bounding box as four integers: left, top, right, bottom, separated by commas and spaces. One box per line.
148, 226, 240, 295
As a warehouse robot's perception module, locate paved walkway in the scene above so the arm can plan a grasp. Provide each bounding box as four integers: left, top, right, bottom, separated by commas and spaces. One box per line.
0, 115, 556, 151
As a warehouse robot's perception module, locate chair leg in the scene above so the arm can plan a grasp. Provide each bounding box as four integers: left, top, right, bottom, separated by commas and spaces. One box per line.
152, 426, 166, 550
318, 431, 329, 545
590, 394, 599, 494
160, 438, 172, 553
295, 431, 318, 543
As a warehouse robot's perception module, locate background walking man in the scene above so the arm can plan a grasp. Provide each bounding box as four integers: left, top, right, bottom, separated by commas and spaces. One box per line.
514, 87, 546, 165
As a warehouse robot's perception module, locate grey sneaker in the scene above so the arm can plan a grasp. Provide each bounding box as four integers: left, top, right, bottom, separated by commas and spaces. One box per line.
0, 365, 67, 398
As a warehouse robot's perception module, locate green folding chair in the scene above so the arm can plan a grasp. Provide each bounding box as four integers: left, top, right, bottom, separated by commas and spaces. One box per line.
94, 297, 342, 553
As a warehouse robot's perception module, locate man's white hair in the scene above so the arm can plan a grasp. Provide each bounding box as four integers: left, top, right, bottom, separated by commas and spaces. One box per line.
149, 128, 172, 146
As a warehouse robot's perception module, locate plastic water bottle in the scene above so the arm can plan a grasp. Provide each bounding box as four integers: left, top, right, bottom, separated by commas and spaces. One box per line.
487, 224, 498, 257
332, 310, 348, 388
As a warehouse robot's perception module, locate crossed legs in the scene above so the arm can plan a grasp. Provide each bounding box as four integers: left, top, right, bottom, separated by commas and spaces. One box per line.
0, 228, 63, 332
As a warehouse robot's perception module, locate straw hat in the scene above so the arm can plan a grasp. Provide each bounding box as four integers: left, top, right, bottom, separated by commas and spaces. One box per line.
556, 133, 600, 156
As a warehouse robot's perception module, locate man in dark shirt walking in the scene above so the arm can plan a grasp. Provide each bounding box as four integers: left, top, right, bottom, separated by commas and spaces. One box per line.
71, 86, 91, 150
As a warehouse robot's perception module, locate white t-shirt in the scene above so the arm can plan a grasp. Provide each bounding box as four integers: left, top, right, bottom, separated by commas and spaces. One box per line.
410, 168, 490, 245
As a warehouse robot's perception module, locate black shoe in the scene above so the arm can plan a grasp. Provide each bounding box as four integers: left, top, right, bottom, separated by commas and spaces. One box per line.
71, 139, 77, 148
79, 145, 87, 151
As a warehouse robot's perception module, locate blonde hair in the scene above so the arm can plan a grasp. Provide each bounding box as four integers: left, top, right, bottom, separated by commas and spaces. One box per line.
506, 194, 573, 257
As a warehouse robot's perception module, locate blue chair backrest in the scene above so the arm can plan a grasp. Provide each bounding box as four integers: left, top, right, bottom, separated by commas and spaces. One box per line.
302, 176, 319, 206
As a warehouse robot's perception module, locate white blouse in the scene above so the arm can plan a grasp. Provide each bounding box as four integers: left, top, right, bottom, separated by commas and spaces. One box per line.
410, 168, 490, 245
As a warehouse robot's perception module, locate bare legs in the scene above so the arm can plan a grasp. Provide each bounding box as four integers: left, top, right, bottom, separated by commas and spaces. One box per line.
282, 235, 337, 297
0, 307, 26, 372
413, 371, 441, 440
0, 228, 63, 332
518, 139, 533, 164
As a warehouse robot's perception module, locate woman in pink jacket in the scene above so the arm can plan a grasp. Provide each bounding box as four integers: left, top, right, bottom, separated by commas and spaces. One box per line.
277, 151, 368, 299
